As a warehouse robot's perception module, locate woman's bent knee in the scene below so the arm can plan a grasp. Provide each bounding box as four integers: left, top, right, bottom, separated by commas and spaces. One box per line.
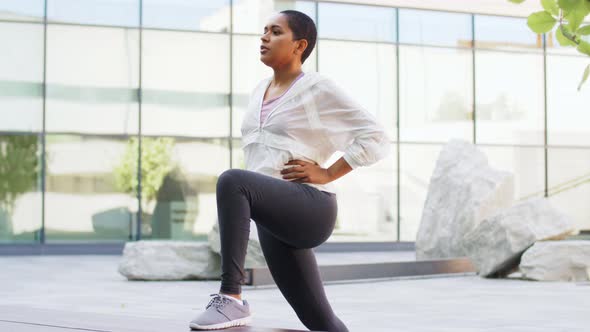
216, 169, 247, 193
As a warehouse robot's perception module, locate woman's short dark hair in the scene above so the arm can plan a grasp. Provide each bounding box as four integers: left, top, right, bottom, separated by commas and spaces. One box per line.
280, 10, 317, 64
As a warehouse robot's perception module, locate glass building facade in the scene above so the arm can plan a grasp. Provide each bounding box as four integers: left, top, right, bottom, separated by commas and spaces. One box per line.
1, 0, 589, 248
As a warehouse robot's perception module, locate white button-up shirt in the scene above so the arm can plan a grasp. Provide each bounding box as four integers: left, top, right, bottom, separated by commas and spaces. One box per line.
241, 71, 391, 193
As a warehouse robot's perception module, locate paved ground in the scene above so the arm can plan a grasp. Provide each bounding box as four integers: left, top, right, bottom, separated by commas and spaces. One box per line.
0, 255, 589, 332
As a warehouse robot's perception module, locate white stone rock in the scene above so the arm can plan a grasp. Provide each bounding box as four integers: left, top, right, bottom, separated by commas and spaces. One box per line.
520, 241, 590, 282
118, 219, 268, 281
208, 220, 267, 269
462, 198, 578, 277
416, 139, 514, 260
118, 241, 221, 281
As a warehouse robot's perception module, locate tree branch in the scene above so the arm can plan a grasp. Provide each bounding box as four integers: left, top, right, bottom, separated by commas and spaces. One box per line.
559, 9, 580, 45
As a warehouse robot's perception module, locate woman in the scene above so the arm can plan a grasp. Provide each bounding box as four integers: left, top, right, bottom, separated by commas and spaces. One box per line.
189, 10, 390, 332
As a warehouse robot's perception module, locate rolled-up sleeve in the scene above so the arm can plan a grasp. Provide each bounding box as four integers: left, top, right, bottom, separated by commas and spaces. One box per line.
313, 79, 391, 169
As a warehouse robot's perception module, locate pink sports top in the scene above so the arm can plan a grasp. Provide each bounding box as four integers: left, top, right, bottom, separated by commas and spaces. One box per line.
260, 72, 305, 126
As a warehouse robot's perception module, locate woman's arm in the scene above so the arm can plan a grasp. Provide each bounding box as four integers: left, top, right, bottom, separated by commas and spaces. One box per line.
282, 77, 391, 184
326, 156, 353, 182
315, 79, 392, 169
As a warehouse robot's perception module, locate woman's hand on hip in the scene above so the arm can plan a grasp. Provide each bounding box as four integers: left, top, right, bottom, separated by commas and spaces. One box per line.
281, 159, 332, 185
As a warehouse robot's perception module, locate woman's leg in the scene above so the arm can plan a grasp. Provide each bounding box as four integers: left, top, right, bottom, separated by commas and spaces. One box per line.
214, 168, 348, 331
256, 225, 349, 332
215, 168, 336, 294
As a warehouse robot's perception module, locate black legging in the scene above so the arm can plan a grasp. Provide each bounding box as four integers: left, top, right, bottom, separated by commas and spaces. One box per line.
215, 168, 349, 332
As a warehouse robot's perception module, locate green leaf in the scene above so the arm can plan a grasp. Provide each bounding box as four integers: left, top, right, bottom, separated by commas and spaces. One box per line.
578, 24, 590, 35
586, 0, 590, 11
557, 25, 578, 45
508, 0, 526, 3
542, 0, 560, 15
559, 0, 581, 11
565, 7, 589, 30
577, 40, 590, 55
527, 11, 557, 33
577, 64, 590, 90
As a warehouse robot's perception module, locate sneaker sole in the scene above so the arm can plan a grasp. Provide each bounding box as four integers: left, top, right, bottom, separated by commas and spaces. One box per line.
189, 315, 252, 330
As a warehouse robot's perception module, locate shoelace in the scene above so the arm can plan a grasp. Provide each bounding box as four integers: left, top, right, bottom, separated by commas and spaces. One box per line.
206, 293, 233, 310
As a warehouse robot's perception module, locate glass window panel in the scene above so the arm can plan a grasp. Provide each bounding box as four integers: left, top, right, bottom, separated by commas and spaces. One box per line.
47, 0, 139, 27
475, 15, 542, 52
232, 35, 316, 138
0, 22, 44, 132
399, 45, 473, 142
547, 54, 590, 146
141, 137, 230, 240
143, 0, 229, 32
45, 25, 139, 135
233, 0, 315, 34
318, 3, 395, 42
318, 3, 396, 43
318, 40, 396, 140
548, 148, 590, 231
479, 145, 545, 200
399, 144, 442, 242
475, 50, 544, 145
0, 0, 44, 22
231, 138, 245, 170
45, 135, 139, 242
0, 134, 42, 243
399, 9, 472, 48
326, 145, 397, 242
142, 30, 230, 138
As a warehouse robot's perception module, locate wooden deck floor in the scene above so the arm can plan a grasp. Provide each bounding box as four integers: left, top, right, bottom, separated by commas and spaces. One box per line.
0, 306, 311, 332
0, 320, 309, 332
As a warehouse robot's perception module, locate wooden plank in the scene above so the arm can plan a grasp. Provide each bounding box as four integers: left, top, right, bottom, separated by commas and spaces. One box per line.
0, 306, 185, 332
0, 321, 83, 331
0, 307, 309, 332
0, 321, 307, 332
221, 328, 311, 332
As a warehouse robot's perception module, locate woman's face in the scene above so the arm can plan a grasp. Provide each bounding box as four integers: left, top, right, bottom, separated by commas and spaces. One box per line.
260, 14, 306, 68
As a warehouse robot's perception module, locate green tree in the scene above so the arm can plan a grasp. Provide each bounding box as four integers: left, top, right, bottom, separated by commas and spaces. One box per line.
0, 135, 40, 237
113, 137, 176, 206
509, 0, 590, 90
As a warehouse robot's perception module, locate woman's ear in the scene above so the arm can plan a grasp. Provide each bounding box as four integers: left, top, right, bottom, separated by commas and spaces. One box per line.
295, 39, 308, 55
